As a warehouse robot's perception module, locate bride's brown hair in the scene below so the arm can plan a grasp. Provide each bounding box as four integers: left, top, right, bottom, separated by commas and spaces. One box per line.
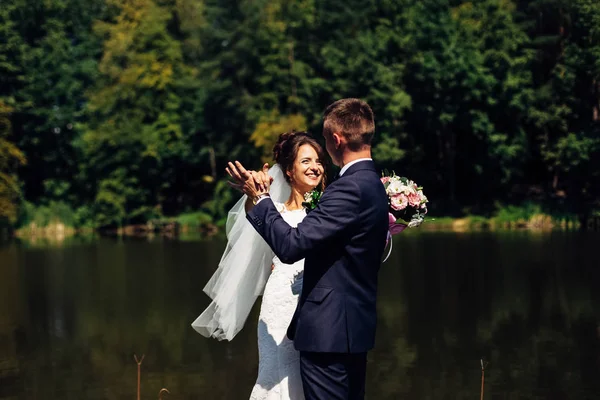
272, 131, 327, 190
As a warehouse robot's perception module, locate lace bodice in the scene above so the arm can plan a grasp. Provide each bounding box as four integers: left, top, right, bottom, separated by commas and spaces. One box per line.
272, 201, 306, 225
271, 202, 306, 268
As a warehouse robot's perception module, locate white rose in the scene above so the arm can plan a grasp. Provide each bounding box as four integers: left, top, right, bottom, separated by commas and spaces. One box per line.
387, 180, 403, 194
400, 184, 414, 195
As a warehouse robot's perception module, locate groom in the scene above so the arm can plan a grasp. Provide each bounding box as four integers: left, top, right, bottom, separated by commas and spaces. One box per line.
229, 98, 389, 399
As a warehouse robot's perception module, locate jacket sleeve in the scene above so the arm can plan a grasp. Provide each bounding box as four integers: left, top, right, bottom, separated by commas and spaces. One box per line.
246, 180, 361, 264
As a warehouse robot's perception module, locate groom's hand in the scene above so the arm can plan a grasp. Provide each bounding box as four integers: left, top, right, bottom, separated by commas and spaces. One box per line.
253, 163, 273, 191
226, 161, 271, 200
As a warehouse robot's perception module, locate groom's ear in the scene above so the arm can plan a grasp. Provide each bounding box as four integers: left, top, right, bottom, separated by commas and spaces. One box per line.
332, 132, 343, 149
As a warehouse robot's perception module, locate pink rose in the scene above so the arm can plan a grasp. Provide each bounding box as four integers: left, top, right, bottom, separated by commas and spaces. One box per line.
390, 193, 408, 210
381, 176, 390, 184
408, 192, 421, 207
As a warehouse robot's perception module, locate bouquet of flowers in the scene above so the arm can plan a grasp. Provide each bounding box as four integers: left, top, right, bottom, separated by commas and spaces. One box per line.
381, 172, 428, 262
381, 171, 428, 234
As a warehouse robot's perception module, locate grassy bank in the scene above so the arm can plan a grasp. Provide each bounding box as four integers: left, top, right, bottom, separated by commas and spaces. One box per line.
424, 215, 580, 232
12, 201, 595, 240
425, 203, 582, 232
13, 202, 222, 240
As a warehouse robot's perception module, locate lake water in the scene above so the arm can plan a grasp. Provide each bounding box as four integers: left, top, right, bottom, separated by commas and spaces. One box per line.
1, 231, 599, 399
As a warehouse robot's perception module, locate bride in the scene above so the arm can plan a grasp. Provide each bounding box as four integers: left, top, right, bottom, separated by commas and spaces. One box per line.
192, 131, 326, 399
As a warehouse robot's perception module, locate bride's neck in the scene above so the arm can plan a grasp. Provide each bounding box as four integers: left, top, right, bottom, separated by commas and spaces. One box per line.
285, 186, 308, 210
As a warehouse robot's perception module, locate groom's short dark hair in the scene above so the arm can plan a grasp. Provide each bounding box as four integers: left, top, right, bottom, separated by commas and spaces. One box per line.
323, 98, 375, 151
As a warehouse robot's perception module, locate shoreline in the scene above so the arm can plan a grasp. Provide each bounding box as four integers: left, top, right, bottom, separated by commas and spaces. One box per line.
10, 214, 599, 243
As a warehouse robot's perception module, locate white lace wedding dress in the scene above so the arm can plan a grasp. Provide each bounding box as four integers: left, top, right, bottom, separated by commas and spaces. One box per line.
250, 202, 306, 400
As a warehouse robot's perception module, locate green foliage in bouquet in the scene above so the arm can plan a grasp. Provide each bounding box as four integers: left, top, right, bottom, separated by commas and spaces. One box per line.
302, 190, 322, 213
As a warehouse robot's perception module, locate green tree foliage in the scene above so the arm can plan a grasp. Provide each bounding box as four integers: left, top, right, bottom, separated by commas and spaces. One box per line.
516, 0, 600, 221
8, 0, 105, 204
0, 0, 24, 99
0, 0, 599, 228
0, 101, 26, 223
81, 0, 199, 226
401, 0, 533, 212
0, 2, 26, 224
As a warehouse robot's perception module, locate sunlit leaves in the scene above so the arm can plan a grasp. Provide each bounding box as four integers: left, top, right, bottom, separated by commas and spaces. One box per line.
0, 101, 26, 222
250, 110, 307, 163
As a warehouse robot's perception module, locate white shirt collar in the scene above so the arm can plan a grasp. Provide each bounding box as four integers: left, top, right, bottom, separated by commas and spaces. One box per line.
338, 158, 372, 177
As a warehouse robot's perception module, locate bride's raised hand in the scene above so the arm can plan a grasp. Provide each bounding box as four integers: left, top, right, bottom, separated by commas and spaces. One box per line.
226, 161, 250, 184
227, 161, 268, 199
226, 160, 257, 192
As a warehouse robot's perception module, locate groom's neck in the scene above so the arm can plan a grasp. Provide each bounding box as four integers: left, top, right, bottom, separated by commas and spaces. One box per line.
339, 148, 372, 168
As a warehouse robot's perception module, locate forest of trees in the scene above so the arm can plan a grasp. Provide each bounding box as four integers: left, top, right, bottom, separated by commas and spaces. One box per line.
0, 0, 599, 231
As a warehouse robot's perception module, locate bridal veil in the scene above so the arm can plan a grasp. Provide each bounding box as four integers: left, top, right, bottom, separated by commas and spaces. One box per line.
191, 164, 290, 340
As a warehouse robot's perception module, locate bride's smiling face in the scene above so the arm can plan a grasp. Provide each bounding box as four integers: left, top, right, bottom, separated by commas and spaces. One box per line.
287, 144, 324, 192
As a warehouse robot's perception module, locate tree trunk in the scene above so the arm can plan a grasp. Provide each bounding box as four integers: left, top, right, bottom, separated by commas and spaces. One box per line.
208, 146, 217, 179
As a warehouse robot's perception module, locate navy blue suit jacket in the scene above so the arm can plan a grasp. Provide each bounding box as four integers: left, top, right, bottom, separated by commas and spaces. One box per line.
247, 160, 389, 353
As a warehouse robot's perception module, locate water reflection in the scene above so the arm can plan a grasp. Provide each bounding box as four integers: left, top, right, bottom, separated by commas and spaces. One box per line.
0, 232, 599, 399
